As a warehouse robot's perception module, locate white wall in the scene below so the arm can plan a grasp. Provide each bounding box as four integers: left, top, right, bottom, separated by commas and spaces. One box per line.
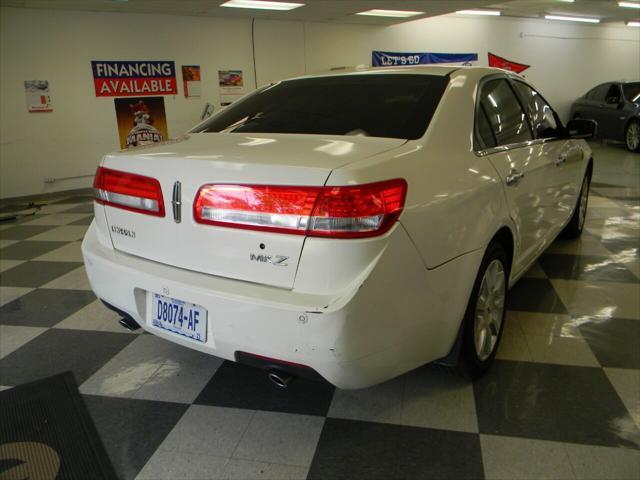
1, 6, 638, 199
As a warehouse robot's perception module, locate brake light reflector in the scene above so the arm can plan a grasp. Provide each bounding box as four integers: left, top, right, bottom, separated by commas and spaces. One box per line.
194, 179, 407, 238
93, 167, 165, 217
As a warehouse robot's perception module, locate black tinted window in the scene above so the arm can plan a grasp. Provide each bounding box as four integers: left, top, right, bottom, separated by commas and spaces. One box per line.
476, 104, 497, 149
623, 82, 640, 102
605, 84, 622, 103
587, 84, 609, 101
477, 79, 532, 148
513, 81, 560, 139
192, 74, 449, 140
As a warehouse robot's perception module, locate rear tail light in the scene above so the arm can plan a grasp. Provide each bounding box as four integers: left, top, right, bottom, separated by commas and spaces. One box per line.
194, 179, 407, 238
93, 166, 165, 217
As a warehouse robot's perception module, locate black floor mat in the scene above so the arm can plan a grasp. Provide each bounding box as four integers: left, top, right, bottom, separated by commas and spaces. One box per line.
0, 372, 117, 480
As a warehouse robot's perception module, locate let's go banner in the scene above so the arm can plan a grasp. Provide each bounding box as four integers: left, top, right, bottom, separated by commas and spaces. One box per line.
91, 61, 177, 97
372, 51, 478, 67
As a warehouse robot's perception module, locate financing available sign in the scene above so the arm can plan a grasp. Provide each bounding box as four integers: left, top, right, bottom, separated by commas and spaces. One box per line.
91, 61, 178, 97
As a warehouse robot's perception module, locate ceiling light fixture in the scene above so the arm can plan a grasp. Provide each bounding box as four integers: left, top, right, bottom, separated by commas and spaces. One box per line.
618, 1, 640, 8
545, 14, 600, 23
627, 20, 640, 26
456, 9, 501, 16
220, 0, 304, 11
557, 0, 575, 2
355, 9, 424, 18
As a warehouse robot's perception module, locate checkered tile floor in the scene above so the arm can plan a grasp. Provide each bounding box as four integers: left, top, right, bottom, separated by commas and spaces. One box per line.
1, 145, 639, 479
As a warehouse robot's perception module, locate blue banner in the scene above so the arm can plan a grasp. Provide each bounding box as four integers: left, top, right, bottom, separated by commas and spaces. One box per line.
372, 51, 478, 67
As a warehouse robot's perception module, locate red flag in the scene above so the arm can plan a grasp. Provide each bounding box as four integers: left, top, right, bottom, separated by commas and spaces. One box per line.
488, 52, 530, 74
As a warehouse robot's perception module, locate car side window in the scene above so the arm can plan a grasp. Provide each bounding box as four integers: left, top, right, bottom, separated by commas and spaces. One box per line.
587, 84, 610, 102
512, 81, 560, 140
605, 84, 622, 104
476, 78, 532, 149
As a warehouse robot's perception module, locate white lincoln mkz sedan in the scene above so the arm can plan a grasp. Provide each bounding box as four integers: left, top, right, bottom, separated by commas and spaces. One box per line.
82, 66, 595, 389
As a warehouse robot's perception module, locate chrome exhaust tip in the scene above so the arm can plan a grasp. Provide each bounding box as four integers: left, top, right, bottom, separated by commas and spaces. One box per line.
118, 317, 141, 331
268, 370, 294, 388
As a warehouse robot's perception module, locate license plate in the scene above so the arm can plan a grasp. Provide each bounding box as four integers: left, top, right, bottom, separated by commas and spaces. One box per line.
151, 293, 207, 343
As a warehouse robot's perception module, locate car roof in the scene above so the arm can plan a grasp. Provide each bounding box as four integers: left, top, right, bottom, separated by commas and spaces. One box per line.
283, 65, 517, 82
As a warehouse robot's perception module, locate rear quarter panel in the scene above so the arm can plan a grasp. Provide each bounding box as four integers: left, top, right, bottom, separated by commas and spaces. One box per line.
327, 69, 512, 271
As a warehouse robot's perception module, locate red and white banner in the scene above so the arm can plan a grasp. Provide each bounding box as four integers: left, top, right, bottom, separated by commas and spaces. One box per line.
91, 61, 177, 97
488, 53, 530, 74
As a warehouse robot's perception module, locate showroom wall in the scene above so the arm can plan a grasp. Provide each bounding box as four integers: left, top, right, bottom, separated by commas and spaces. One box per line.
1, 6, 639, 199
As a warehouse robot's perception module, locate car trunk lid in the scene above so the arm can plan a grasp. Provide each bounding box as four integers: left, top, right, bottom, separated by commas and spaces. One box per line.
99, 132, 405, 289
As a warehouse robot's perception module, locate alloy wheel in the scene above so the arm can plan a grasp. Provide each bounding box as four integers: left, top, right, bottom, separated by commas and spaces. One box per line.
627, 122, 640, 151
474, 259, 506, 361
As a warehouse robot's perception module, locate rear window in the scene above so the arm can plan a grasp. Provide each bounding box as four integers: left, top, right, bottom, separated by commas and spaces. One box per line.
191, 74, 449, 140
623, 82, 640, 102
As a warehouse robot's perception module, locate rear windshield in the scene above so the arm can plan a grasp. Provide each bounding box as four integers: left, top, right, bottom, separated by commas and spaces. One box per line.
622, 82, 640, 102
191, 74, 449, 140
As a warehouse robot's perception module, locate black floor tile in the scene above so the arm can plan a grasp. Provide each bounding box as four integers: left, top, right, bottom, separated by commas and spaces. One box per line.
307, 418, 484, 480
0, 260, 82, 287
0, 288, 96, 327
474, 360, 640, 449
598, 237, 639, 256
69, 215, 94, 226
63, 203, 95, 214
194, 361, 335, 416
0, 225, 56, 240
579, 317, 640, 369
538, 253, 639, 283
0, 241, 68, 261
0, 213, 46, 226
0, 328, 135, 386
83, 394, 188, 480
507, 278, 567, 314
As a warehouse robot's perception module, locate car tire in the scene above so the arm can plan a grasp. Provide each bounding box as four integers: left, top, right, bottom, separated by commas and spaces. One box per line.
461, 241, 509, 378
625, 119, 640, 153
561, 173, 590, 239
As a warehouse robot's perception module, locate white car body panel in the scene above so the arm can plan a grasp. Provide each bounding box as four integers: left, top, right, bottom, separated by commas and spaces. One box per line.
82, 66, 591, 388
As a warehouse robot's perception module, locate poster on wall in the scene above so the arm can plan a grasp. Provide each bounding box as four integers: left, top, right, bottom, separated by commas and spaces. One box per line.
24, 80, 52, 112
488, 53, 530, 74
372, 51, 478, 67
92, 61, 177, 97
182, 65, 202, 97
114, 97, 168, 149
218, 70, 244, 106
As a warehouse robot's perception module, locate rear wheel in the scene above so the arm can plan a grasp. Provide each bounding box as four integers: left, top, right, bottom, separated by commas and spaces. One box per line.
461, 242, 508, 378
562, 173, 590, 238
625, 120, 640, 152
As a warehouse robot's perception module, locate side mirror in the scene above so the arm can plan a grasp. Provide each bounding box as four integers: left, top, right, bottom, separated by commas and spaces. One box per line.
566, 119, 597, 139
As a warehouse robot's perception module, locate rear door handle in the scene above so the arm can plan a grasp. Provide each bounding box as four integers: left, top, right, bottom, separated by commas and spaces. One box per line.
506, 169, 525, 186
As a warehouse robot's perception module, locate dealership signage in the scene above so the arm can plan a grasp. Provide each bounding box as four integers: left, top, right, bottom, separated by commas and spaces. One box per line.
372, 51, 478, 67
91, 61, 178, 97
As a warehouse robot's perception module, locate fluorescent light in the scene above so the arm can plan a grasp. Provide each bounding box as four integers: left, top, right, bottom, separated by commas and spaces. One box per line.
618, 1, 640, 8
557, 0, 575, 2
356, 9, 424, 18
220, 0, 304, 11
545, 14, 600, 23
456, 9, 501, 16
627, 21, 640, 26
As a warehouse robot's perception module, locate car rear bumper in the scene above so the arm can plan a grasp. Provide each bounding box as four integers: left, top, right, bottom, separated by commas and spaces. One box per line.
82, 220, 481, 389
